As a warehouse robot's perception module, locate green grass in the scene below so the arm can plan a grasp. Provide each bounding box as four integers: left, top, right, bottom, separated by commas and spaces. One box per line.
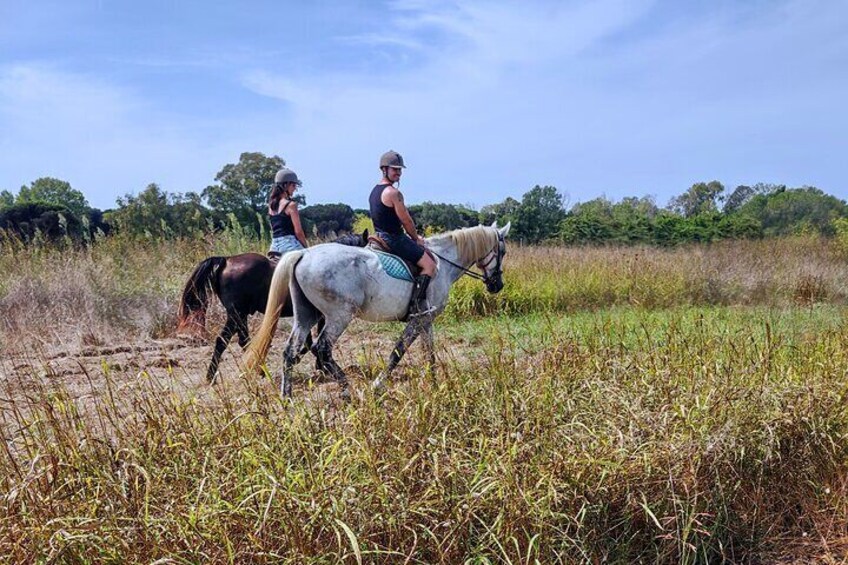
2, 234, 848, 561
2, 306, 847, 562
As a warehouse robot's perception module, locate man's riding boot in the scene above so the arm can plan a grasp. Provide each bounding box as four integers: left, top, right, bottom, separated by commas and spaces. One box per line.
408, 274, 432, 318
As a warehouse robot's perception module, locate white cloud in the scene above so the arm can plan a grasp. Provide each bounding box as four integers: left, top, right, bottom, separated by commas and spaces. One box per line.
2, 1, 846, 209
0, 64, 269, 207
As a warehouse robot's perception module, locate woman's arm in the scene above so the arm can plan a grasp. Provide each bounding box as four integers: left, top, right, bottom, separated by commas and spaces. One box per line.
288, 203, 308, 248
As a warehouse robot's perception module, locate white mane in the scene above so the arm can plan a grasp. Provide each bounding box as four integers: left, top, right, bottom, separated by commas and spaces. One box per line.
429, 225, 497, 265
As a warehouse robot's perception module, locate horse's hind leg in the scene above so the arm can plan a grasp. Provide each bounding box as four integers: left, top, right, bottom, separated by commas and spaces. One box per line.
372, 318, 429, 395
281, 323, 313, 397
235, 313, 250, 349
309, 317, 328, 375
207, 315, 238, 384
280, 284, 323, 397
313, 312, 354, 399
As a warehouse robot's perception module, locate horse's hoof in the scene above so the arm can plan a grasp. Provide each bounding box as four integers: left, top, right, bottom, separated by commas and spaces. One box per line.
281, 380, 293, 398
371, 378, 387, 397
339, 386, 351, 403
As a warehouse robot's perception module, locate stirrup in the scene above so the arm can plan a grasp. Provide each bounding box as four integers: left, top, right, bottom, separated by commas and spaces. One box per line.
408, 302, 435, 318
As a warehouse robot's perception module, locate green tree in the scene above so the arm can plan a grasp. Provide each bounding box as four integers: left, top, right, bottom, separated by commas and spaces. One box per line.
408, 202, 479, 233
17, 177, 90, 217
724, 185, 754, 214
610, 197, 656, 243
107, 183, 214, 238
560, 196, 657, 244
725, 183, 786, 214
650, 211, 689, 246
512, 186, 566, 243
736, 186, 847, 236
0, 190, 14, 209
560, 197, 614, 244
300, 203, 356, 237
0, 201, 85, 242
479, 197, 520, 226
716, 213, 762, 239
203, 152, 286, 232
668, 181, 725, 218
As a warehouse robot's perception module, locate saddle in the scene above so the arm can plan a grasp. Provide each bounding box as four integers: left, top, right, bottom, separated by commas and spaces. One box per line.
367, 235, 422, 279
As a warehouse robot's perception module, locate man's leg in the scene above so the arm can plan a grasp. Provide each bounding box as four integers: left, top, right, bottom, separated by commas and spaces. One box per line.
409, 252, 436, 318
416, 252, 436, 277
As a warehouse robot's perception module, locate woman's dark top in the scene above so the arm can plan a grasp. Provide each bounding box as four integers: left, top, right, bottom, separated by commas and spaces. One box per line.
369, 184, 402, 235
269, 201, 295, 238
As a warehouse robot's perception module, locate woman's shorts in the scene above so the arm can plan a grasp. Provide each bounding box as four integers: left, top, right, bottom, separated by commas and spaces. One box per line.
377, 230, 425, 263
269, 235, 304, 255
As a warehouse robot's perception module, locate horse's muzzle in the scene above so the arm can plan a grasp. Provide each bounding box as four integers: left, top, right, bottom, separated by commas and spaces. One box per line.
486, 278, 504, 294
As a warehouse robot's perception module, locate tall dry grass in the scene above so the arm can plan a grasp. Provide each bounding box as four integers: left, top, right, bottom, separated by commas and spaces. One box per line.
447, 236, 848, 317
2, 233, 847, 353
3, 233, 848, 561
1, 307, 847, 562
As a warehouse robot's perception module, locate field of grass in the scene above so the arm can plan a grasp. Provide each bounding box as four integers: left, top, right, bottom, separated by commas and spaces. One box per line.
1, 233, 848, 562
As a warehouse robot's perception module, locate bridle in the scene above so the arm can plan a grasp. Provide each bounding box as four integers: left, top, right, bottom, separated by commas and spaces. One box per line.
429, 232, 505, 286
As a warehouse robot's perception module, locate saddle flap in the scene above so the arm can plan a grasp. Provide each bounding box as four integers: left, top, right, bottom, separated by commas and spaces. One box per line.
370, 249, 416, 282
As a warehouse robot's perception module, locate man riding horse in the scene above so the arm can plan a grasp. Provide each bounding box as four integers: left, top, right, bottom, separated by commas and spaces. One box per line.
369, 150, 437, 318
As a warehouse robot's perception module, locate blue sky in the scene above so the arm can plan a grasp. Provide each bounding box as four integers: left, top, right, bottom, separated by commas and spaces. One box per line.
1, 0, 846, 211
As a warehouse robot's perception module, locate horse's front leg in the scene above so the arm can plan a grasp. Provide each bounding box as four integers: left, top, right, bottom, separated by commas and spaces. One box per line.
422, 322, 436, 377
372, 317, 429, 395
207, 315, 238, 384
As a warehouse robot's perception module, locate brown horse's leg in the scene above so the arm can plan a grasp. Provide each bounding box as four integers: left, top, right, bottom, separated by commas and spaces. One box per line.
235, 315, 250, 348
207, 315, 238, 383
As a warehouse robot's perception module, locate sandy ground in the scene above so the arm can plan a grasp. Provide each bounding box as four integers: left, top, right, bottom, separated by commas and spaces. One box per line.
0, 315, 452, 417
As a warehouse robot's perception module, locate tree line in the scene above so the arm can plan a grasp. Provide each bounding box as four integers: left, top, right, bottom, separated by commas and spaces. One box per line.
2, 152, 846, 246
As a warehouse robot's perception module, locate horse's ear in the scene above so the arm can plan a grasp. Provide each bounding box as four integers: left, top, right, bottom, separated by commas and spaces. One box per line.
490, 220, 499, 229
499, 222, 511, 237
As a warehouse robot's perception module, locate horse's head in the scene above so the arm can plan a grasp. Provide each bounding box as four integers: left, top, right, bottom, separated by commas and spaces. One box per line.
479, 222, 510, 293
332, 229, 369, 248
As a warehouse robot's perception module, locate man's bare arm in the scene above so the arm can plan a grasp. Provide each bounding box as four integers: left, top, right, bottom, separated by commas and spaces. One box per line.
389, 191, 421, 241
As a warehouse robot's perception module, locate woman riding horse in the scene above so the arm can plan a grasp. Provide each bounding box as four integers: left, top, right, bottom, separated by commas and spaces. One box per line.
267, 167, 308, 259
177, 166, 367, 383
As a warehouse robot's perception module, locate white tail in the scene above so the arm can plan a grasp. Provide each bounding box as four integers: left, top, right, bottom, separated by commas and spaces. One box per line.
243, 250, 304, 373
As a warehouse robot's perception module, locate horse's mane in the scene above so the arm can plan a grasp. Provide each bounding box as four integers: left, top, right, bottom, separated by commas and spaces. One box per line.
430, 225, 497, 265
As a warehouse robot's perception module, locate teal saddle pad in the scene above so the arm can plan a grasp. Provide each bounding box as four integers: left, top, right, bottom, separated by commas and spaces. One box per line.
372, 250, 414, 282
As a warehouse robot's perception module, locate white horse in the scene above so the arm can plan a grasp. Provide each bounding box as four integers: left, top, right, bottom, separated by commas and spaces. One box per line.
244, 222, 511, 397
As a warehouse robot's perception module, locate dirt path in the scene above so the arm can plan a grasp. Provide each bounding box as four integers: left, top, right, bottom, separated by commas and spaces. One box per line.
0, 319, 458, 412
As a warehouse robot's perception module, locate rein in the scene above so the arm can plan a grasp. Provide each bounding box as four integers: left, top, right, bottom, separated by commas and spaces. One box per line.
429, 233, 504, 284
429, 249, 488, 281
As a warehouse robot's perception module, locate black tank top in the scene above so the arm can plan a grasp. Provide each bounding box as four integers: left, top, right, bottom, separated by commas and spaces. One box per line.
369, 184, 402, 235
269, 201, 295, 238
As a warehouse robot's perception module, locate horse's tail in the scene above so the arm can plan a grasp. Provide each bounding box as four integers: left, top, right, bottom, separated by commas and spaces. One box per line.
176, 256, 226, 337
243, 250, 304, 374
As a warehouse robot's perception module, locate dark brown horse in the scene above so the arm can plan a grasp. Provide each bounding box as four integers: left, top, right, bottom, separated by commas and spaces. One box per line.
177, 230, 367, 382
